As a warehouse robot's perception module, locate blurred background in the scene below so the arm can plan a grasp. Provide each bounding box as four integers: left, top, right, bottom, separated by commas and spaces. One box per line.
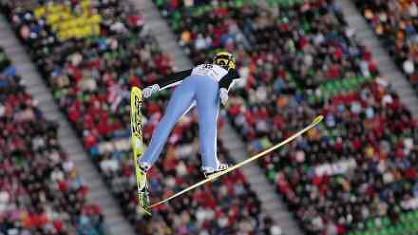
0, 0, 417, 235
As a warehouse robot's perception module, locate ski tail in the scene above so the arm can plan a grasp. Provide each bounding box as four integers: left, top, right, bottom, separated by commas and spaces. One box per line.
130, 87, 151, 215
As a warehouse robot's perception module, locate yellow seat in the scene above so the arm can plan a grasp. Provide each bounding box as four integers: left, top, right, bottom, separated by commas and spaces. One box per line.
81, 0, 91, 8
34, 6, 46, 18
34, 1, 102, 40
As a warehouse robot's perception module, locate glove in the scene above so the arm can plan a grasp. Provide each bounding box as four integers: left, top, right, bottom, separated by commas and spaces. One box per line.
143, 84, 160, 98
219, 88, 229, 105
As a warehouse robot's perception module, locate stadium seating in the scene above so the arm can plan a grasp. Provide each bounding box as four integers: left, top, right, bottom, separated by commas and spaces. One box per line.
156, 0, 418, 234
2, 0, 279, 234
0, 47, 105, 235
354, 0, 418, 92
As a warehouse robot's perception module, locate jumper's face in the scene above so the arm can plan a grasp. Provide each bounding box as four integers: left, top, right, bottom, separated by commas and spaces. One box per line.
214, 54, 236, 70
216, 58, 228, 67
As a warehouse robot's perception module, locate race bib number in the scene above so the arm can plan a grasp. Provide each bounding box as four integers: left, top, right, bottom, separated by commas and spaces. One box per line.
191, 64, 228, 81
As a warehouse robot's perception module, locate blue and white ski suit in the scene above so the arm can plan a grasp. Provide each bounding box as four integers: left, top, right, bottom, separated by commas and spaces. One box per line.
139, 64, 240, 170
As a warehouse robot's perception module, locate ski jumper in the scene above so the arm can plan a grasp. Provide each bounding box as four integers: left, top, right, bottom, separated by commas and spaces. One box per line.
139, 64, 240, 170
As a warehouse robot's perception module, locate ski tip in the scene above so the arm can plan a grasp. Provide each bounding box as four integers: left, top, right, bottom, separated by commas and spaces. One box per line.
312, 115, 324, 125
131, 86, 141, 92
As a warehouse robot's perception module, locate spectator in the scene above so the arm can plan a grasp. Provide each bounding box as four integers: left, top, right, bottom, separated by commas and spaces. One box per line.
0, 47, 105, 235
355, 0, 418, 91
2, 0, 274, 234
157, 0, 418, 234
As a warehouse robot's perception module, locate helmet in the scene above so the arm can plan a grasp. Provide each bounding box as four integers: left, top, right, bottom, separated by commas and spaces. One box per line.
213, 51, 236, 71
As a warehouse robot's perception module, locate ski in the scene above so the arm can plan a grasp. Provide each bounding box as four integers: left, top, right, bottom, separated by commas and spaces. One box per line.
149, 115, 324, 208
130, 86, 151, 215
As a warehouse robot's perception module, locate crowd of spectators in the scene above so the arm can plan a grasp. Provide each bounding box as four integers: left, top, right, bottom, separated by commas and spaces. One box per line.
2, 0, 279, 234
157, 0, 418, 234
0, 47, 105, 235
354, 0, 418, 92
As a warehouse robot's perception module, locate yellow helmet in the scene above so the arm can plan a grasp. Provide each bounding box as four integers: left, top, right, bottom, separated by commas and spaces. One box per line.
213, 51, 236, 70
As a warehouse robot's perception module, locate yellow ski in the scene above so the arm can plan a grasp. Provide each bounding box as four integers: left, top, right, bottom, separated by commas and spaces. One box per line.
150, 115, 324, 209
130, 86, 151, 215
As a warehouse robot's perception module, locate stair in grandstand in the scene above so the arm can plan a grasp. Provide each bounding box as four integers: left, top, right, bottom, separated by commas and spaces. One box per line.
220, 124, 304, 235
0, 14, 135, 235
340, 1, 418, 235
340, 0, 418, 119
141, 0, 304, 233
128, 0, 193, 70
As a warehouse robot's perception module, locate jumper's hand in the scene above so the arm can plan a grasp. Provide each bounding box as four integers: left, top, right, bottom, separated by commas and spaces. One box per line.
219, 88, 229, 105
143, 84, 160, 98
